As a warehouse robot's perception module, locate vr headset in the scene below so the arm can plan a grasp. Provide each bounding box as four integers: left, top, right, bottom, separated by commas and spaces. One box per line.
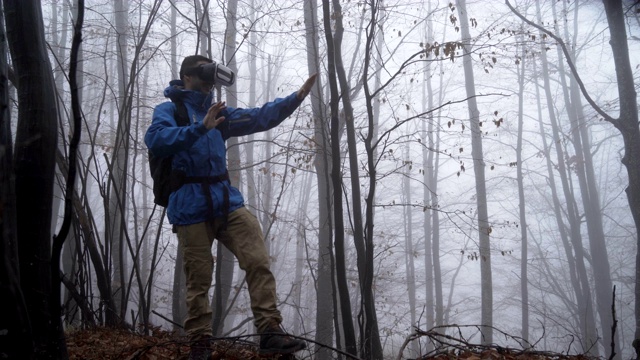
184, 62, 235, 87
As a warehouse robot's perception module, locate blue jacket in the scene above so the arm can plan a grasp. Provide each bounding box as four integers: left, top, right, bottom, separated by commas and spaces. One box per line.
145, 80, 303, 225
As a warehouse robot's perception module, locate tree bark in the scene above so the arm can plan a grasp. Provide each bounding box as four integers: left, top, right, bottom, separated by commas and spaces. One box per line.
304, 0, 335, 357
509, 0, 640, 352
456, 0, 492, 344
0, 5, 32, 358
321, 0, 358, 356
532, 2, 598, 352
109, 0, 130, 322
169, 1, 186, 334
212, 0, 238, 335
515, 36, 529, 345
402, 145, 418, 356
5, 0, 59, 356
599, 1, 640, 355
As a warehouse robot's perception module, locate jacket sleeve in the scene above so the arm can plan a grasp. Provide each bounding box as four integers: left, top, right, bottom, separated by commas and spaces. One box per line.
219, 92, 303, 139
145, 102, 209, 158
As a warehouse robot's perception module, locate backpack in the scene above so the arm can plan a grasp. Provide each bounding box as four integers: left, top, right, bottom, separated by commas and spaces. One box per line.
148, 101, 189, 207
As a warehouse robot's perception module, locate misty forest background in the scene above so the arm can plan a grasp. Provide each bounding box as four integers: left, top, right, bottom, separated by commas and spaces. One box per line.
2, 0, 640, 359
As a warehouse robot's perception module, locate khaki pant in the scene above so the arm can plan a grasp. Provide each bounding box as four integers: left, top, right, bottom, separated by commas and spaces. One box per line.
176, 206, 282, 339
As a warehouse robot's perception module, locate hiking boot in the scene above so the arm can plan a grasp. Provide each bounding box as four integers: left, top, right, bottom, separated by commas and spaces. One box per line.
188, 337, 211, 360
259, 322, 306, 355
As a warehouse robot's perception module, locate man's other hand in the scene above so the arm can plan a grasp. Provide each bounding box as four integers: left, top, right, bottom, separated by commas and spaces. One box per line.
297, 74, 318, 100
204, 101, 226, 130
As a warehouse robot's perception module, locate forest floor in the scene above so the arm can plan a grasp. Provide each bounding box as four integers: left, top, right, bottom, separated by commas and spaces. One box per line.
66, 326, 299, 360
65, 326, 600, 360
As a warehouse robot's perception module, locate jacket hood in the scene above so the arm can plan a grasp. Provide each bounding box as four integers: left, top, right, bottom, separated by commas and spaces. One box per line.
164, 80, 213, 109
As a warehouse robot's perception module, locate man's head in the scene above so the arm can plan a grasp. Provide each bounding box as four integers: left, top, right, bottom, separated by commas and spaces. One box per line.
180, 55, 214, 93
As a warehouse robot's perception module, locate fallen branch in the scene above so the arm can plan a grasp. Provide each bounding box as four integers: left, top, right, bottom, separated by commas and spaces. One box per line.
396, 324, 596, 360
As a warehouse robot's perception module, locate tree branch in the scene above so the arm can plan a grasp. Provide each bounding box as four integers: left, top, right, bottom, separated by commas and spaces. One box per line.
505, 0, 615, 123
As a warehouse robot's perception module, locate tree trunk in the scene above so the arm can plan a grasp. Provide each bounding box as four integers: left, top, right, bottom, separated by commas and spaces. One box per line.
168, 1, 186, 334
509, 0, 640, 353
532, 2, 598, 352
515, 37, 529, 345
304, 0, 335, 357
598, 0, 640, 353
0, 6, 32, 358
244, 0, 258, 214
109, 0, 129, 322
402, 145, 418, 356
456, 0, 492, 344
336, 0, 383, 357
432, 13, 447, 327
259, 55, 275, 255
321, 0, 357, 356
211, 0, 238, 335
50, 0, 67, 234
5, 0, 60, 356
293, 172, 313, 334
548, 3, 618, 356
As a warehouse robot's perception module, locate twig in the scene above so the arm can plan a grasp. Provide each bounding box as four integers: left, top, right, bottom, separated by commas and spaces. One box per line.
410, 324, 593, 360
396, 329, 421, 360
151, 310, 183, 329
609, 285, 617, 360
504, 0, 614, 123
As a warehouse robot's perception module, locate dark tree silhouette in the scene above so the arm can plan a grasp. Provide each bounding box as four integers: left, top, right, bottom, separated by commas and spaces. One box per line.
0, 5, 32, 360
3, 0, 60, 357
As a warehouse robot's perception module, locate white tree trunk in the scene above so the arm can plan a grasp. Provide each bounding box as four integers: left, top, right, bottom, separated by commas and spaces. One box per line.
109, 0, 129, 319
304, 0, 335, 356
169, 1, 186, 334
515, 36, 529, 345
456, 0, 492, 344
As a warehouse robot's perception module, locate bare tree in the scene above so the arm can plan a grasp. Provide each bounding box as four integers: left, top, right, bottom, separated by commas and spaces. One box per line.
402, 144, 418, 357
514, 31, 529, 346
212, 0, 239, 336
169, 1, 187, 335
303, 0, 336, 357
529, 1, 598, 353
109, 0, 130, 319
321, 0, 358, 356
4, 0, 60, 356
508, 0, 638, 355
0, 5, 31, 359
555, 2, 618, 355
455, 0, 493, 344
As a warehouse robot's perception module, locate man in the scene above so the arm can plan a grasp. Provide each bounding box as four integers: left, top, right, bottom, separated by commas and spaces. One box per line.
145, 54, 316, 359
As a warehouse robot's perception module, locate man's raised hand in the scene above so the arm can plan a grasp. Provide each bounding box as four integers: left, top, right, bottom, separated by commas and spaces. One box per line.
203, 101, 226, 130
297, 74, 318, 100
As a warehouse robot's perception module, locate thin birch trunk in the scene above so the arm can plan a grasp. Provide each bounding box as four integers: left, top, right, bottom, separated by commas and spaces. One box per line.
211, 0, 237, 335
515, 35, 529, 346
109, 0, 129, 321
402, 145, 418, 357
304, 0, 335, 357
456, 0, 492, 344
422, 12, 434, 335
169, 0, 187, 335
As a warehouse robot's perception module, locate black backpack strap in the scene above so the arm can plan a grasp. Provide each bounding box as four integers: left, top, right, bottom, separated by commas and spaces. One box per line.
183, 172, 230, 229
174, 100, 190, 126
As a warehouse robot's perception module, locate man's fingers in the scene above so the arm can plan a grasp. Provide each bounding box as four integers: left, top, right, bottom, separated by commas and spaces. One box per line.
207, 102, 227, 117
298, 74, 318, 99
203, 102, 227, 129
210, 101, 226, 111
303, 74, 318, 91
